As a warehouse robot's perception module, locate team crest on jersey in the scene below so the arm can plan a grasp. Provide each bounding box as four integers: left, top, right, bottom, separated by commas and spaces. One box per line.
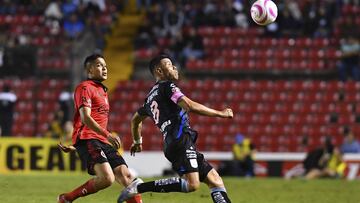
171, 87, 180, 93
100, 150, 107, 159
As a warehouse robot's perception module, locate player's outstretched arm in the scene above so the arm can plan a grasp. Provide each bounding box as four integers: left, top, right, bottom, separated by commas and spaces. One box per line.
79, 106, 121, 149
130, 112, 147, 156
178, 96, 233, 118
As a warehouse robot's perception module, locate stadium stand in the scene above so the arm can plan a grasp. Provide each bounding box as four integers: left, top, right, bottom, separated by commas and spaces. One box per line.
133, 1, 359, 75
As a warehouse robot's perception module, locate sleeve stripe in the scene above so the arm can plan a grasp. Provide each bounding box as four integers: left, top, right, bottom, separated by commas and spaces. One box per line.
171, 92, 184, 103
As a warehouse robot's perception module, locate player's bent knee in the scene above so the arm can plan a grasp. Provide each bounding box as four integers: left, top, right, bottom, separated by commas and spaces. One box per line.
101, 174, 115, 187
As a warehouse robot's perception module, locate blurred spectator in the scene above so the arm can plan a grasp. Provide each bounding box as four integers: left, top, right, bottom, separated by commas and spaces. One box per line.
163, 2, 185, 37
134, 17, 156, 49
44, 110, 64, 139
83, 0, 107, 13
302, 0, 319, 36
44, 0, 63, 35
286, 136, 346, 179
0, 85, 17, 136
136, 0, 152, 12
61, 0, 78, 17
232, 133, 256, 177
58, 86, 73, 126
313, 5, 333, 37
338, 35, 360, 81
217, 0, 236, 26
169, 32, 185, 65
277, 0, 302, 37
338, 16, 360, 37
232, 0, 249, 29
181, 27, 204, 66
147, 3, 165, 37
305, 146, 346, 179
86, 13, 108, 50
45, 0, 63, 20
340, 126, 360, 153
0, 0, 16, 15
183, 2, 206, 27
3, 36, 36, 76
63, 13, 85, 39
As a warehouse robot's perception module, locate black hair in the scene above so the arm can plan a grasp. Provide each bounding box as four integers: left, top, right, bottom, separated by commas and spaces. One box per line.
84, 54, 104, 69
148, 54, 171, 75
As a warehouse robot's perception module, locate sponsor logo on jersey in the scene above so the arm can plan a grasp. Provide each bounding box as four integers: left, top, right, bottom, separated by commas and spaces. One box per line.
147, 90, 158, 103
100, 150, 107, 159
190, 159, 198, 168
160, 120, 171, 133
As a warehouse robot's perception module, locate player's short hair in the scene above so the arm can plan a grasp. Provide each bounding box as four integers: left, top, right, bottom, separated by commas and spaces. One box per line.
148, 54, 171, 75
84, 54, 104, 69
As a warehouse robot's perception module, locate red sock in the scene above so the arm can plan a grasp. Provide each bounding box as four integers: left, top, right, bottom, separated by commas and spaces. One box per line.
126, 194, 143, 203
65, 179, 98, 201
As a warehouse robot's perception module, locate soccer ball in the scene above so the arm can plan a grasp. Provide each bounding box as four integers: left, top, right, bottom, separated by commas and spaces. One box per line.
250, 0, 278, 26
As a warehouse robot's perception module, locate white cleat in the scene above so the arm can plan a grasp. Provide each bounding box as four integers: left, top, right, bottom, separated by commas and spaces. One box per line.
118, 178, 144, 203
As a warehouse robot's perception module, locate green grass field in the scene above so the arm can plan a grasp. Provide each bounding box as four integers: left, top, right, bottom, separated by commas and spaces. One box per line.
1, 174, 359, 203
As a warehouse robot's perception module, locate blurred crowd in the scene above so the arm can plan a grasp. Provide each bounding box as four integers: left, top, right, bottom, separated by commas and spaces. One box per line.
135, 0, 359, 70
0, 0, 122, 53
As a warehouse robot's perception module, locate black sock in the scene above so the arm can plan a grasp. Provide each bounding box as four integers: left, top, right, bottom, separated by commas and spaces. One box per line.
211, 188, 231, 203
137, 177, 189, 193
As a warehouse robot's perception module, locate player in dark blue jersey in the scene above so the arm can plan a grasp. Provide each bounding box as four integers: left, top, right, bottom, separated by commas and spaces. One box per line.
118, 54, 233, 203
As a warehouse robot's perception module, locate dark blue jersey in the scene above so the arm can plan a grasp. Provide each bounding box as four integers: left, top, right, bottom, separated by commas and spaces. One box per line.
137, 81, 191, 149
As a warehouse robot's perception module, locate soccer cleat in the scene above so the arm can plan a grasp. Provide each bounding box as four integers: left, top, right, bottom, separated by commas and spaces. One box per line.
117, 178, 144, 203
57, 194, 72, 203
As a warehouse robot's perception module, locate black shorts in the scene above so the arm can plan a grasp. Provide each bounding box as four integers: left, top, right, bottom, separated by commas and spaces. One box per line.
75, 139, 127, 175
165, 131, 213, 182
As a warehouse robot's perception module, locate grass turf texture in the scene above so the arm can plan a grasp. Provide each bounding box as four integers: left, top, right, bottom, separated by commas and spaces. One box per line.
1, 174, 359, 203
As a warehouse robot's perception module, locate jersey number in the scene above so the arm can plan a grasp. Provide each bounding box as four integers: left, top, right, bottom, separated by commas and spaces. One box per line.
150, 101, 160, 124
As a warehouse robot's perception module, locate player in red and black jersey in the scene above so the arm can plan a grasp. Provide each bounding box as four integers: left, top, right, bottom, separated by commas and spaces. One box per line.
118, 54, 233, 203
57, 54, 142, 203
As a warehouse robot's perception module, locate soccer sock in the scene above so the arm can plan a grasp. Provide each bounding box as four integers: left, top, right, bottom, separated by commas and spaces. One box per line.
64, 179, 98, 201
210, 187, 231, 203
137, 177, 189, 193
